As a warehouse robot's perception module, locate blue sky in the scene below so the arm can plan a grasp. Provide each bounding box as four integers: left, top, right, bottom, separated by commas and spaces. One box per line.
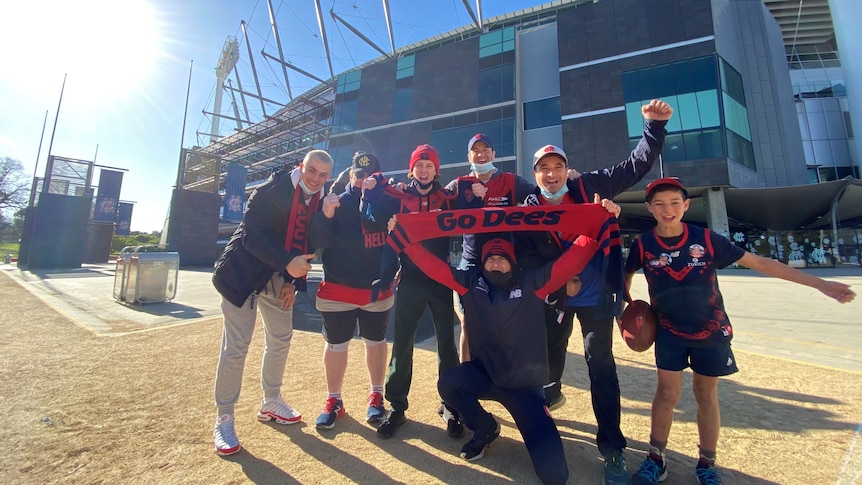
0, 0, 544, 233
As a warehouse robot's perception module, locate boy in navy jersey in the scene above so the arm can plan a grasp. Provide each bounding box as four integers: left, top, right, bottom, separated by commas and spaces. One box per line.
625, 177, 855, 485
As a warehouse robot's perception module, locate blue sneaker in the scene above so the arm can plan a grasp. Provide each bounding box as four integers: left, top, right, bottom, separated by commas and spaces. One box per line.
695, 466, 724, 485
366, 392, 385, 424
315, 397, 345, 430
631, 457, 667, 485
602, 449, 629, 485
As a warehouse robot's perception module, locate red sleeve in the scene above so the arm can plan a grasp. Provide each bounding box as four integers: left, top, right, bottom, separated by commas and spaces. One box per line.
402, 243, 469, 295
534, 235, 599, 299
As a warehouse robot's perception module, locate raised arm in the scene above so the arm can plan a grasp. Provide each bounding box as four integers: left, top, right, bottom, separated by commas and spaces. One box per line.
736, 252, 855, 303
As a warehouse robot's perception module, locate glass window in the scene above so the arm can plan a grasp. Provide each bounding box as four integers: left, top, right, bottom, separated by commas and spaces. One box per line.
844, 111, 854, 139
431, 117, 515, 163
696, 91, 720, 127
653, 64, 676, 99
690, 56, 717, 91
672, 60, 694, 95
524, 96, 561, 130
622, 72, 640, 103
723, 95, 751, 140
332, 99, 357, 134
683, 129, 722, 160
818, 166, 837, 182
720, 59, 746, 106
479, 27, 514, 58
336, 70, 361, 94
726, 129, 755, 170
637, 68, 657, 101
676, 93, 702, 131
396, 55, 414, 80
393, 87, 413, 122
626, 102, 644, 137
480, 29, 503, 50
478, 63, 515, 106
808, 167, 820, 184
662, 95, 682, 133
663, 134, 686, 162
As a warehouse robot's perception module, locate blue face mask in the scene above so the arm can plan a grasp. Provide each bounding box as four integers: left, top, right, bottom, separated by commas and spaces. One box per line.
470, 162, 495, 175
540, 183, 569, 201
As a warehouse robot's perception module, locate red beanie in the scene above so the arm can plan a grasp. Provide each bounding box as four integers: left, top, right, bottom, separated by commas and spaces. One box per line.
409, 144, 440, 173
481, 238, 517, 266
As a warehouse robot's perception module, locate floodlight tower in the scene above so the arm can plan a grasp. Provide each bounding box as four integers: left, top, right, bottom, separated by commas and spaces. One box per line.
211, 36, 240, 144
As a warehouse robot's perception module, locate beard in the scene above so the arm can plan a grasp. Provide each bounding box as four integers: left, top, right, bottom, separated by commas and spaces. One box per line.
483, 269, 514, 288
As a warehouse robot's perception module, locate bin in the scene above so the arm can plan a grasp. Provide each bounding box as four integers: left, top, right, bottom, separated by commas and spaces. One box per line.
112, 246, 135, 301
114, 245, 179, 304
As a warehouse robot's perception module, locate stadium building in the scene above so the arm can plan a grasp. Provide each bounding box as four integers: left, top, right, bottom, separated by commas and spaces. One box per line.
167, 0, 861, 267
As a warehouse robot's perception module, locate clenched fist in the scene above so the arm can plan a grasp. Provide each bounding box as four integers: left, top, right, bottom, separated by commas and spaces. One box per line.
642, 99, 673, 121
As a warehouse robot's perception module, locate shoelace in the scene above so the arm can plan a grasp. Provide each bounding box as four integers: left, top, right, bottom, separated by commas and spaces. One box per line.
323, 398, 341, 412
636, 459, 663, 480
696, 467, 725, 485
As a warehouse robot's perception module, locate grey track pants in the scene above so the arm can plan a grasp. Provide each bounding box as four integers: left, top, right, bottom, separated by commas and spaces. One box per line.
214, 273, 294, 415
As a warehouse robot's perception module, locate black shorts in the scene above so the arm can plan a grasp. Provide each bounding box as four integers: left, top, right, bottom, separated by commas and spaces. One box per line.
321, 308, 389, 344
654, 331, 739, 377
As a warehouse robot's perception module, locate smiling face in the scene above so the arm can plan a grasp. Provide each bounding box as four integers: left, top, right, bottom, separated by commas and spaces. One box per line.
533, 155, 568, 196
298, 156, 332, 193
468, 141, 495, 165
645, 188, 690, 235
410, 159, 437, 185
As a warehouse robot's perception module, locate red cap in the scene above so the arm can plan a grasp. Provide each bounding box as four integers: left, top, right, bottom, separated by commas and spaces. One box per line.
481, 238, 516, 266
645, 177, 688, 199
409, 144, 440, 173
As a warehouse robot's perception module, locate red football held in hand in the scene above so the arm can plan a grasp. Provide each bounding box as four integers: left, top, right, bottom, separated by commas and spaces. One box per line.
617, 300, 657, 352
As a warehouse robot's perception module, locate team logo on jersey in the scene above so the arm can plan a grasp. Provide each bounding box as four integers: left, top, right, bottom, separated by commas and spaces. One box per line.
689, 244, 705, 259
649, 252, 674, 267
648, 250, 680, 268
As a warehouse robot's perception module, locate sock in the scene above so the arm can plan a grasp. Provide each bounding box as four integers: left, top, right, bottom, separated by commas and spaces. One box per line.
648, 437, 667, 465
371, 385, 383, 394
697, 447, 716, 469
327, 391, 342, 400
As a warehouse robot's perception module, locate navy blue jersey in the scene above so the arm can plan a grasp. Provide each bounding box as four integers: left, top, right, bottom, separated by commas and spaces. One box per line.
626, 224, 745, 345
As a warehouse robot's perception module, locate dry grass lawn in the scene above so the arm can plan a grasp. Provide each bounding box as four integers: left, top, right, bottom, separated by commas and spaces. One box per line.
1, 272, 861, 484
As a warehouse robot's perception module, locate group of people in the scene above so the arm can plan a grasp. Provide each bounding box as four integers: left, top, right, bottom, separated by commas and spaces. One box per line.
208, 99, 855, 485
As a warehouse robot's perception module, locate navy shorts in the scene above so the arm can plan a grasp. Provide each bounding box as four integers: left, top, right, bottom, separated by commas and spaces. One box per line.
654, 332, 739, 377
320, 308, 389, 344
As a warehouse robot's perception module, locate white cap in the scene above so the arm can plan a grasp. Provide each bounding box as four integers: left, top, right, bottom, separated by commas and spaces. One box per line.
532, 145, 568, 168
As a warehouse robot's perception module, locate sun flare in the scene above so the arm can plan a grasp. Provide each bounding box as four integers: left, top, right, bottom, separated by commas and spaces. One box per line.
7, 0, 165, 100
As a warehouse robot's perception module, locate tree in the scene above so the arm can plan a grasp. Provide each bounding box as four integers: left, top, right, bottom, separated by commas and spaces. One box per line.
0, 157, 30, 214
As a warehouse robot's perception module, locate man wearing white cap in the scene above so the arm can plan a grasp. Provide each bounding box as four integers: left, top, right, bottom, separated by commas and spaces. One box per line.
516, 99, 673, 485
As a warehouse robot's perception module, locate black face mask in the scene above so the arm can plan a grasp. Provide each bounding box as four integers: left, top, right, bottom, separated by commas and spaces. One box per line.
415, 180, 434, 190
483, 269, 514, 288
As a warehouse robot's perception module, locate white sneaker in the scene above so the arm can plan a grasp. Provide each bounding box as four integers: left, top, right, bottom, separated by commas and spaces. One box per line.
257, 396, 302, 425
213, 414, 240, 456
